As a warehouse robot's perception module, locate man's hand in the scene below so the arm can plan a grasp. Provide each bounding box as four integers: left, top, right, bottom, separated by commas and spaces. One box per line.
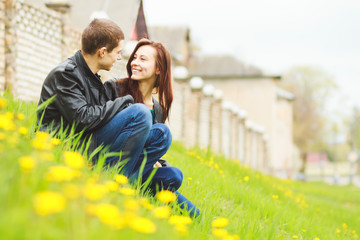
153, 161, 162, 168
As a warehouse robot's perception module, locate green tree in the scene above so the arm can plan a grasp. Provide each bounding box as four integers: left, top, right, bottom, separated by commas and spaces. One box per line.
280, 66, 338, 172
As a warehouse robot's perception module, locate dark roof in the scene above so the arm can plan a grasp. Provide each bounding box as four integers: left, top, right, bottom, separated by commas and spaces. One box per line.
131, 0, 149, 40
188, 54, 264, 77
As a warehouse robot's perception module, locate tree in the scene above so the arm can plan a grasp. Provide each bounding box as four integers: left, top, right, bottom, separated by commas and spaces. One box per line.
279, 66, 338, 172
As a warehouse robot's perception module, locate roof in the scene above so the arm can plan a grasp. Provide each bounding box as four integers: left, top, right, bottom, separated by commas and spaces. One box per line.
188, 54, 265, 78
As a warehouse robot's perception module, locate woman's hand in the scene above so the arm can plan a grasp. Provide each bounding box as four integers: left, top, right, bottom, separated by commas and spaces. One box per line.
153, 161, 162, 168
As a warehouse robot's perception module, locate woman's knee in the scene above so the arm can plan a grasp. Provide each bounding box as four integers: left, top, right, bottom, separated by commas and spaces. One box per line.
169, 167, 183, 190
152, 123, 172, 147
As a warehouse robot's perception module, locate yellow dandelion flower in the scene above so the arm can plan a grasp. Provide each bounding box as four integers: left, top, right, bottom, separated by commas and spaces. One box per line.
129, 217, 156, 234
0, 98, 7, 108
272, 195, 279, 199
19, 156, 36, 172
157, 190, 177, 203
212, 217, 229, 228
211, 228, 229, 238
16, 113, 25, 120
302, 229, 307, 232
124, 199, 140, 211
152, 206, 171, 219
33, 191, 66, 216
64, 151, 84, 169
32, 132, 52, 150
18, 127, 28, 135
174, 223, 188, 236
94, 203, 125, 229
45, 166, 78, 182
105, 181, 118, 192
188, 177, 192, 181
293, 235, 298, 239
336, 228, 341, 233
243, 176, 249, 181
119, 187, 136, 196
51, 138, 61, 146
0, 132, 5, 140
114, 174, 128, 184
169, 215, 192, 225
342, 223, 347, 229
62, 184, 80, 199
139, 197, 154, 210
84, 183, 108, 201
313, 238, 320, 240
0, 114, 16, 131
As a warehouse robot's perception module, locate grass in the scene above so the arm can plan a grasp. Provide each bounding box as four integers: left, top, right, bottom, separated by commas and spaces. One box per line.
0, 92, 359, 240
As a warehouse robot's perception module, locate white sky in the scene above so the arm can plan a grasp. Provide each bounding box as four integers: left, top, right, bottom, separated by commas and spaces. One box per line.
144, 0, 360, 116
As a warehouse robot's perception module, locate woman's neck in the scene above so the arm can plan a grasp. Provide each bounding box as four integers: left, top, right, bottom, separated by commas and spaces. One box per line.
138, 81, 154, 109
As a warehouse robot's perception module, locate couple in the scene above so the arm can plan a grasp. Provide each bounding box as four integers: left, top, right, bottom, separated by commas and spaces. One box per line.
37, 18, 200, 218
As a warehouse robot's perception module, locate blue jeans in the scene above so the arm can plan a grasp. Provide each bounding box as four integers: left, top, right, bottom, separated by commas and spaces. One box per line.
96, 103, 200, 218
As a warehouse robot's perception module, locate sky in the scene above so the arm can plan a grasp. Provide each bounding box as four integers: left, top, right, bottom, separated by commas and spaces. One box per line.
143, 0, 360, 116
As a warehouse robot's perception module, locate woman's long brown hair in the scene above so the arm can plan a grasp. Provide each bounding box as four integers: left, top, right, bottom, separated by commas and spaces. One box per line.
117, 39, 173, 123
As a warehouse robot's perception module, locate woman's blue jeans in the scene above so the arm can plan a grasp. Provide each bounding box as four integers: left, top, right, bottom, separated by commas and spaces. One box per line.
96, 103, 200, 218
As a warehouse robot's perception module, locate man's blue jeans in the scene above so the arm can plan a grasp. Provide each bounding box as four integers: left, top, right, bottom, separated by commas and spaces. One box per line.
96, 103, 200, 218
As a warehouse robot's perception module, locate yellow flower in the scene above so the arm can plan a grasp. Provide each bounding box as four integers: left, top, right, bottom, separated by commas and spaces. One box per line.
51, 138, 61, 146
94, 203, 125, 229
119, 187, 136, 196
114, 174, 128, 184
139, 197, 154, 210
342, 223, 347, 229
211, 228, 229, 238
18, 156, 36, 172
0, 132, 5, 140
32, 132, 53, 150
129, 217, 156, 234
152, 206, 171, 219
313, 238, 320, 240
0, 114, 16, 131
174, 223, 188, 236
243, 176, 249, 181
336, 228, 341, 233
62, 184, 80, 199
169, 215, 192, 225
64, 151, 84, 169
124, 199, 140, 211
17, 113, 25, 120
45, 166, 79, 182
18, 127, 28, 135
0, 98, 7, 108
188, 177, 192, 181
104, 181, 118, 192
272, 195, 279, 199
293, 235, 298, 239
157, 190, 177, 203
302, 229, 307, 232
33, 191, 66, 216
212, 217, 229, 228
83, 183, 108, 201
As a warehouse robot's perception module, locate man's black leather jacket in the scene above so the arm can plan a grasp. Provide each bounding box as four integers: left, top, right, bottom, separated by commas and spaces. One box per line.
37, 50, 134, 152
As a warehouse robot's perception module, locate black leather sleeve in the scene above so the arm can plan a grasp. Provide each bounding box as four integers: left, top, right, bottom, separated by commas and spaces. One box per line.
51, 71, 134, 132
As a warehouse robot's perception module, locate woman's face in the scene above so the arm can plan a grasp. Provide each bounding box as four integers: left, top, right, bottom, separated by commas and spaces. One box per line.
131, 45, 159, 83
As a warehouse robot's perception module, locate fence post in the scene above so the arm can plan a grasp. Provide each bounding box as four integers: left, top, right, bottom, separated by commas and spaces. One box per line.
4, 0, 17, 94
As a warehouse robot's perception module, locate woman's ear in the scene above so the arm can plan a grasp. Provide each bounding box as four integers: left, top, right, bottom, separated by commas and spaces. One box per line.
156, 68, 160, 75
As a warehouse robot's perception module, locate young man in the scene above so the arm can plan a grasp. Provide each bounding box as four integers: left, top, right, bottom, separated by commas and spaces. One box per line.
37, 18, 171, 179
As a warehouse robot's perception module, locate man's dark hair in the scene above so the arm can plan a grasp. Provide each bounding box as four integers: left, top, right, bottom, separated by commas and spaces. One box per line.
81, 18, 124, 55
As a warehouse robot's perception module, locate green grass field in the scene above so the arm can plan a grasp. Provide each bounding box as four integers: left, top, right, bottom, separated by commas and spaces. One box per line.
0, 93, 359, 240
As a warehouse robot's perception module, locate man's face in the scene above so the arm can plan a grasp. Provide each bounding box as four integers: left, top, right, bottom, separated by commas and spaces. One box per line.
100, 40, 124, 71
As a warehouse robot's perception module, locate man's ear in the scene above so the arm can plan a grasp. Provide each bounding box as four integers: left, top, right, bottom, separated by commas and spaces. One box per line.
98, 47, 107, 58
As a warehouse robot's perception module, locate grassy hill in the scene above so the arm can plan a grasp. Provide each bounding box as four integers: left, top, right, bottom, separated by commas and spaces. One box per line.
0, 93, 359, 240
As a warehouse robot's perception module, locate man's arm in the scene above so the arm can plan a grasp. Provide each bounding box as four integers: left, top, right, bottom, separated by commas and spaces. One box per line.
51, 70, 133, 132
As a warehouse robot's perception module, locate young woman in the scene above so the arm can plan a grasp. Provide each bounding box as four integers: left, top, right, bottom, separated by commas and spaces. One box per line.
106, 39, 200, 218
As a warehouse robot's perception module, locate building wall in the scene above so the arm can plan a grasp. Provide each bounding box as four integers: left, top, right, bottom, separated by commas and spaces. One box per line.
0, 1, 5, 92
